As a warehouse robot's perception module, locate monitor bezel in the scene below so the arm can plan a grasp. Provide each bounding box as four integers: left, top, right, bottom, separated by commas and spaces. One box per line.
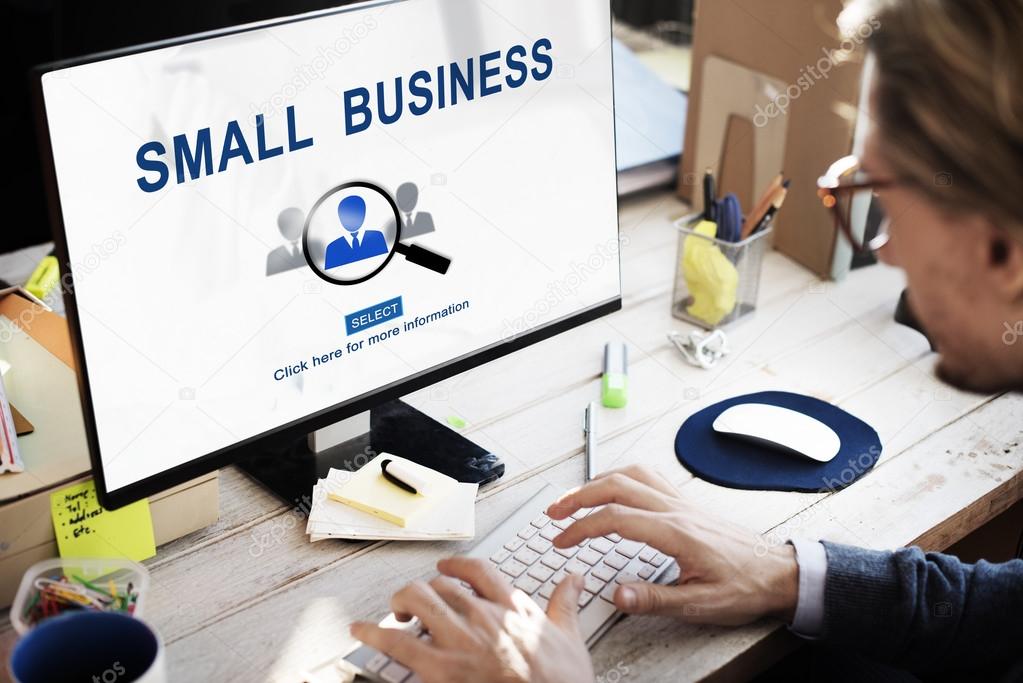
31, 0, 622, 509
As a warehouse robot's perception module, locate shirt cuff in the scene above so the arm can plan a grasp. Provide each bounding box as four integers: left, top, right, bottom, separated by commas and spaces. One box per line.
788, 538, 827, 638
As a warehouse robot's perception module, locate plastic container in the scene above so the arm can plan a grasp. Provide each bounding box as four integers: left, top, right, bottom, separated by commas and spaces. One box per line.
10, 557, 150, 635
672, 213, 773, 329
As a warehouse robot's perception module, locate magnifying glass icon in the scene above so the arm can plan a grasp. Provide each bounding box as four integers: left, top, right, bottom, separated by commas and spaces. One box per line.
302, 181, 451, 286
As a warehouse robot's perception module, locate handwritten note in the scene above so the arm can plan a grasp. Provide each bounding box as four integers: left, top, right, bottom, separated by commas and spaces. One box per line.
50, 480, 156, 561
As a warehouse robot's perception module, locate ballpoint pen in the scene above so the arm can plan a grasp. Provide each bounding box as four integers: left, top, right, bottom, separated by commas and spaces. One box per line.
584, 402, 597, 481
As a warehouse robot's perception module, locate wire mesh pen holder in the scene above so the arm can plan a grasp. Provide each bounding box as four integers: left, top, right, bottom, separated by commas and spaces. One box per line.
671, 213, 773, 329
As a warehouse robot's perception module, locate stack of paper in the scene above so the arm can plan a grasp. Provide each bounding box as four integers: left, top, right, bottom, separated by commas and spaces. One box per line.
305, 456, 477, 542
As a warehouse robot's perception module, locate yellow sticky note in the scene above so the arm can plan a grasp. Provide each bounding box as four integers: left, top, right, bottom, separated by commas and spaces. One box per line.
50, 480, 156, 561
327, 454, 457, 527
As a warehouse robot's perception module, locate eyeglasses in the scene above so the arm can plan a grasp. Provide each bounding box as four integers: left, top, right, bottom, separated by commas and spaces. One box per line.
817, 155, 895, 254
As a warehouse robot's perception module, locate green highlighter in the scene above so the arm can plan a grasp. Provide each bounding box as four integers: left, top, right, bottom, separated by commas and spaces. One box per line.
601, 342, 628, 408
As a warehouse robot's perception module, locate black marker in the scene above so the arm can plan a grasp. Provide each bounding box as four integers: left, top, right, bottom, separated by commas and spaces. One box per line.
380, 459, 418, 494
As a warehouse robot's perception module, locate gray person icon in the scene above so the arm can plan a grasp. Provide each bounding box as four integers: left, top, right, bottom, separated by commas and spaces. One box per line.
266, 207, 307, 276
395, 182, 435, 239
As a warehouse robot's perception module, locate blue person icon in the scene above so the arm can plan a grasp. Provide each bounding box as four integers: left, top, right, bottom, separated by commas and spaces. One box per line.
324, 195, 389, 270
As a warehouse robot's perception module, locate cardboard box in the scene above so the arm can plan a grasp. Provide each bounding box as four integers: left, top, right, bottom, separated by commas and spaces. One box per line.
0, 288, 219, 607
680, 0, 867, 277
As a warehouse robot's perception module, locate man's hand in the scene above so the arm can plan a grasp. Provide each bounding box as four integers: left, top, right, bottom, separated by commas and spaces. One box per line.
548, 465, 799, 626
350, 557, 594, 683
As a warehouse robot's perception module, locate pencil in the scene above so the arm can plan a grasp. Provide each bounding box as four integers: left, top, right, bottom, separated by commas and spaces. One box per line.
752, 181, 791, 234
741, 173, 785, 239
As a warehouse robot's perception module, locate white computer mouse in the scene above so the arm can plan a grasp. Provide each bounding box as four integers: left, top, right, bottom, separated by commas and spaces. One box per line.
712, 403, 841, 463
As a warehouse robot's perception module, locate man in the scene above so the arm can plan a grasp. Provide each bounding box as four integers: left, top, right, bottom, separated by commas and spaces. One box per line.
395, 182, 436, 240
266, 207, 306, 276
351, 0, 1023, 679
325, 195, 389, 269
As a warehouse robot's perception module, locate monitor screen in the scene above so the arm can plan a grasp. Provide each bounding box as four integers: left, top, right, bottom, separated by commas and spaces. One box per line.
37, 0, 619, 501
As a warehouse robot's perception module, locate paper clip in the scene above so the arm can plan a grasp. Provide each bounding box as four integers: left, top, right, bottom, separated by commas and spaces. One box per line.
34, 577, 111, 609
667, 329, 730, 370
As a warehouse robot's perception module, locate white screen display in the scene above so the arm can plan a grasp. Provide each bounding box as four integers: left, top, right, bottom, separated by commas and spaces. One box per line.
40, 0, 620, 494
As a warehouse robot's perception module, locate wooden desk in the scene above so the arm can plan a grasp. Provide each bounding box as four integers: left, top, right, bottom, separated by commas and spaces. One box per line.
3, 190, 1021, 682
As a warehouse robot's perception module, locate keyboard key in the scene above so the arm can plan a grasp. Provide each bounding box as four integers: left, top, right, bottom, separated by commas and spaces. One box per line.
528, 564, 555, 582
552, 517, 573, 530
513, 576, 542, 595
584, 576, 606, 595
604, 554, 628, 570
577, 549, 602, 566
365, 651, 391, 673
577, 590, 595, 608
517, 526, 538, 540
380, 661, 411, 683
615, 540, 643, 558
591, 564, 617, 582
379, 614, 419, 631
622, 557, 650, 577
615, 572, 640, 585
638, 565, 656, 580
639, 548, 656, 563
599, 582, 619, 603
588, 537, 614, 554
539, 582, 556, 599
539, 526, 560, 541
553, 545, 579, 558
504, 538, 525, 552
490, 549, 511, 565
534, 595, 549, 611
551, 570, 567, 585
531, 514, 550, 528
500, 558, 528, 578
527, 537, 552, 554
606, 533, 623, 543
571, 507, 593, 520
541, 552, 567, 570
565, 559, 589, 575
650, 552, 668, 567
513, 548, 540, 566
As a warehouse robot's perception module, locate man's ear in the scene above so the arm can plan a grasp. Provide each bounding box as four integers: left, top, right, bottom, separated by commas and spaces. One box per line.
981, 220, 1023, 302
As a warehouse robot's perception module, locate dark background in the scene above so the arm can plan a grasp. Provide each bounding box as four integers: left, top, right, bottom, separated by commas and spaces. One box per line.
0, 0, 691, 253
611, 0, 692, 28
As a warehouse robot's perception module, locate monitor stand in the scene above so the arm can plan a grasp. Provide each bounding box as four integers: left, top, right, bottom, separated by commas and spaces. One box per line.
237, 399, 504, 510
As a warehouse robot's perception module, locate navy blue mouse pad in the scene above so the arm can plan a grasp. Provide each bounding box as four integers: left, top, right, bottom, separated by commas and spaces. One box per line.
675, 391, 882, 492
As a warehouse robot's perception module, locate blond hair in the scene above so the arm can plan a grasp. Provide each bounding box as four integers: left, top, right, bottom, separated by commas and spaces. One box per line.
841, 0, 1023, 227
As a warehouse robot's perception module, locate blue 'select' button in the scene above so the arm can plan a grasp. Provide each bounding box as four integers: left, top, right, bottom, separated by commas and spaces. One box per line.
345, 296, 404, 335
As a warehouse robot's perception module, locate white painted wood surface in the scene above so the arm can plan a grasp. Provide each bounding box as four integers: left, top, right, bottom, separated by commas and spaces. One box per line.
2, 191, 1020, 682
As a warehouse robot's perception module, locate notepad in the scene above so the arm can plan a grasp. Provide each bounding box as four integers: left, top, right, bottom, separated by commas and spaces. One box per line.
326, 454, 457, 527
306, 464, 477, 542
307, 479, 476, 541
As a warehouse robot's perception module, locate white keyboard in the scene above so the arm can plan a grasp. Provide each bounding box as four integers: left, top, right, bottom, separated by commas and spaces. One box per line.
343, 484, 678, 682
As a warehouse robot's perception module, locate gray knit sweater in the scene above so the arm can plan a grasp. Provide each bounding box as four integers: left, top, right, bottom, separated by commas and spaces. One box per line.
821, 542, 1023, 679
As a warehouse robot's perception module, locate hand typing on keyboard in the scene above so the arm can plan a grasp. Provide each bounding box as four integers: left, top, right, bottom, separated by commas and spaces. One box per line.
547, 465, 799, 627
350, 555, 594, 683
346, 465, 798, 682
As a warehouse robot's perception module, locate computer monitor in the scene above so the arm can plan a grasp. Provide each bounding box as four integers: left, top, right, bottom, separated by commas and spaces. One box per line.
33, 0, 621, 509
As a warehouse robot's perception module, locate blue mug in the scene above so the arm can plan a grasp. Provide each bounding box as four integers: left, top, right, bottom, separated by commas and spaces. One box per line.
9, 611, 165, 683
